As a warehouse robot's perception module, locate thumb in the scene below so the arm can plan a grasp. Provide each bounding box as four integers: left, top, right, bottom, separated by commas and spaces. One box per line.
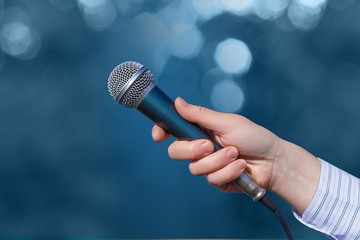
174, 97, 235, 133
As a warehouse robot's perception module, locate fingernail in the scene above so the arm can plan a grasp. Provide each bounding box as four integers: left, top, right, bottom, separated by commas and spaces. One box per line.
177, 97, 189, 108
226, 148, 238, 159
201, 141, 212, 154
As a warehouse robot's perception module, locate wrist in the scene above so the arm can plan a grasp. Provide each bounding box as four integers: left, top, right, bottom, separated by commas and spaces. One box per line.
269, 139, 321, 214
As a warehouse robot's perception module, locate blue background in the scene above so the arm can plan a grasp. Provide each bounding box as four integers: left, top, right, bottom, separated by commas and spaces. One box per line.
1, 0, 360, 238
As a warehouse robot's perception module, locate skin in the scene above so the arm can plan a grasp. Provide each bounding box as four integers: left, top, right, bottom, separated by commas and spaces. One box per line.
152, 97, 321, 214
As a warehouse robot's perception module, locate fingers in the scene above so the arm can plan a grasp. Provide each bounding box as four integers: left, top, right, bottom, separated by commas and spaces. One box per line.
152, 125, 171, 142
151, 98, 249, 193
168, 139, 246, 189
188, 146, 238, 176
168, 139, 214, 160
174, 97, 237, 133
206, 159, 247, 188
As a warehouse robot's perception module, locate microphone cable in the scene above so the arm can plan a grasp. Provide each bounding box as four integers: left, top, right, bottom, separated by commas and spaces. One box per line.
259, 194, 294, 240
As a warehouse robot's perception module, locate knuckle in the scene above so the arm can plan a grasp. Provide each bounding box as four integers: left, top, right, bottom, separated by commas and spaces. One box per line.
188, 143, 197, 158
194, 105, 208, 114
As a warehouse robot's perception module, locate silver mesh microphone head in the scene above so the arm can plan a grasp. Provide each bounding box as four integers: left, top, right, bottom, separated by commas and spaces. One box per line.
108, 61, 156, 108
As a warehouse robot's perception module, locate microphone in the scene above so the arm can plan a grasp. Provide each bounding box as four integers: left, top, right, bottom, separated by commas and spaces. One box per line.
107, 61, 266, 202
107, 61, 294, 239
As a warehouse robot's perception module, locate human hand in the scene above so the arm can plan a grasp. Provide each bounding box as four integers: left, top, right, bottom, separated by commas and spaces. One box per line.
152, 97, 283, 193
152, 97, 321, 214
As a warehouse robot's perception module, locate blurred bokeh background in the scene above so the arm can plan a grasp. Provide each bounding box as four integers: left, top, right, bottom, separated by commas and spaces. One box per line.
1, 0, 360, 238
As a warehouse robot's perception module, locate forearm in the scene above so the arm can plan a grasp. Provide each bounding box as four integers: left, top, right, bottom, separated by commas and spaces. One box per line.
270, 139, 321, 214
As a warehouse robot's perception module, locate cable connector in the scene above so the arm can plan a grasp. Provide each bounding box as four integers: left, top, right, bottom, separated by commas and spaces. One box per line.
259, 194, 278, 212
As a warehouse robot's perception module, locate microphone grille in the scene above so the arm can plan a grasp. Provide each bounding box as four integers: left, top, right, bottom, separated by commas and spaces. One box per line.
108, 61, 155, 108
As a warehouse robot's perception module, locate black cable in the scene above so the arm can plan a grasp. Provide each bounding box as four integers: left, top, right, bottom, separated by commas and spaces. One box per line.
259, 194, 294, 240
275, 209, 294, 240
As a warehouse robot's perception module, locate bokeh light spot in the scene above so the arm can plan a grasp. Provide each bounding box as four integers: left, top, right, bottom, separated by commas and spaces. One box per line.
214, 38, 252, 75
77, 0, 117, 31
253, 0, 289, 20
221, 0, 254, 15
298, 0, 326, 8
201, 67, 231, 95
288, 0, 327, 31
177, 0, 198, 26
158, 4, 203, 59
168, 24, 204, 59
191, 0, 224, 21
211, 80, 245, 113
0, 21, 40, 60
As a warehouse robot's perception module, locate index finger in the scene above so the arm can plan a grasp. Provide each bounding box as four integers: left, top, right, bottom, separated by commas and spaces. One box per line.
152, 124, 171, 142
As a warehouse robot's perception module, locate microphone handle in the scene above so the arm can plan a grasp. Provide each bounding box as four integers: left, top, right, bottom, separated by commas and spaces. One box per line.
138, 86, 266, 201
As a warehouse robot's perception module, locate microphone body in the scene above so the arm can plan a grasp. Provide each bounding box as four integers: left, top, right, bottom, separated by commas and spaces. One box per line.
138, 85, 265, 201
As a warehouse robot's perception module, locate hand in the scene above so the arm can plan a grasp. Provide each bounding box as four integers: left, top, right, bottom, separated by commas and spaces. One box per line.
152, 97, 282, 193
152, 97, 320, 214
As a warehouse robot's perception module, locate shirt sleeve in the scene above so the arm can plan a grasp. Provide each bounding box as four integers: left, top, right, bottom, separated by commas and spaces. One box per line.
293, 159, 360, 240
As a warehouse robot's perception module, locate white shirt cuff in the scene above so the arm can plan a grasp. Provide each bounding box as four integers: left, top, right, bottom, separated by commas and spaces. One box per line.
292, 159, 360, 239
